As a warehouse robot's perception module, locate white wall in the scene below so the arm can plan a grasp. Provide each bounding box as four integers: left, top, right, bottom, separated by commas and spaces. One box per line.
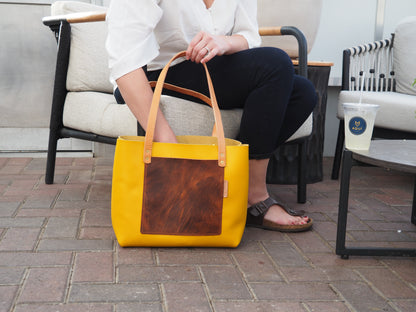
309, 0, 377, 85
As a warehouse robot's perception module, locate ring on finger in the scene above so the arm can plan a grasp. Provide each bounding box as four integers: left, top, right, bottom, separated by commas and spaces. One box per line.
204, 47, 211, 54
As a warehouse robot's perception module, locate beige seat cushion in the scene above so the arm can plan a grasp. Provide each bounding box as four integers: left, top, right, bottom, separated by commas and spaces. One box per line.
63, 92, 243, 139
287, 114, 312, 141
63, 91, 311, 141
338, 91, 416, 133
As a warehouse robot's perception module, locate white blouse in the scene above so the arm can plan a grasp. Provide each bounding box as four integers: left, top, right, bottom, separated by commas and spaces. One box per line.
106, 0, 261, 85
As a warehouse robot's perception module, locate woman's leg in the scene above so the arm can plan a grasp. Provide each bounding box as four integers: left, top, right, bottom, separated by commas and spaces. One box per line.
248, 159, 309, 226
246, 73, 316, 227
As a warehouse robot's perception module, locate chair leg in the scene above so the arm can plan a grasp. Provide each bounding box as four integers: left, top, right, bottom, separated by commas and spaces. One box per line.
297, 140, 307, 203
336, 149, 353, 258
331, 120, 345, 180
45, 131, 59, 184
412, 176, 416, 225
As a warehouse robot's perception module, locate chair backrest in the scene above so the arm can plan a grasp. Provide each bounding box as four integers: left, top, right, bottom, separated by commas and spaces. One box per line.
257, 0, 322, 57
393, 16, 416, 96
345, 39, 395, 92
344, 16, 416, 95
52, 1, 112, 94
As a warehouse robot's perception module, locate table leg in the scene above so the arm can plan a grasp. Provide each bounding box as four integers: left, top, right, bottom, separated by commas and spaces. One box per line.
336, 150, 416, 258
412, 176, 416, 225
336, 149, 353, 259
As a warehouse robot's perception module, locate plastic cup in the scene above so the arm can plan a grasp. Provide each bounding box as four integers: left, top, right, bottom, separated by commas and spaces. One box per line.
343, 103, 379, 150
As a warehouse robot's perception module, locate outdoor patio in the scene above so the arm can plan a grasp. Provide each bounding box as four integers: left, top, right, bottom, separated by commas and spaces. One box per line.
0, 156, 415, 312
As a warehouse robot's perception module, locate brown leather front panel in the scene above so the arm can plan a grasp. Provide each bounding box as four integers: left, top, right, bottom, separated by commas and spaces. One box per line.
141, 157, 224, 235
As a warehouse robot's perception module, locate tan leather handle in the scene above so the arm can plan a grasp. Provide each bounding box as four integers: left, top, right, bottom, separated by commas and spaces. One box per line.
148, 82, 212, 107
148, 81, 217, 137
144, 51, 226, 167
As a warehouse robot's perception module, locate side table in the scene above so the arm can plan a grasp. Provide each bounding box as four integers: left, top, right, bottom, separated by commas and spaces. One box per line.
336, 140, 416, 259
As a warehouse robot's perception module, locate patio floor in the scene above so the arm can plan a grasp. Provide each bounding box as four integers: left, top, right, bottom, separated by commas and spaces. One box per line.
0, 156, 415, 312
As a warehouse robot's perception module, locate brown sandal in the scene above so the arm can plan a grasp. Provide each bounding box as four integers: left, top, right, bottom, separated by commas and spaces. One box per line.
246, 197, 313, 232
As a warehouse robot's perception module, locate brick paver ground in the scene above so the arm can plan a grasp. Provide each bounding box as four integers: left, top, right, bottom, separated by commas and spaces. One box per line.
0, 156, 415, 312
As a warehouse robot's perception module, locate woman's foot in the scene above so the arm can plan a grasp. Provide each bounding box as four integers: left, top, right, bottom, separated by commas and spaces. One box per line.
246, 159, 312, 232
264, 203, 309, 225
246, 197, 312, 232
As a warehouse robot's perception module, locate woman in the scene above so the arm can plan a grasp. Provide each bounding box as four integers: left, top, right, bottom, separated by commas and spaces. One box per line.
106, 0, 316, 232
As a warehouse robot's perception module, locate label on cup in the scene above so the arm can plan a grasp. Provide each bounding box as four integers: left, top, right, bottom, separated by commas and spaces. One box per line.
348, 117, 367, 135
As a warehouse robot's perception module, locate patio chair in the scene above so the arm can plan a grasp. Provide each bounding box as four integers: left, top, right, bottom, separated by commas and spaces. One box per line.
331, 16, 416, 179
42, 0, 320, 203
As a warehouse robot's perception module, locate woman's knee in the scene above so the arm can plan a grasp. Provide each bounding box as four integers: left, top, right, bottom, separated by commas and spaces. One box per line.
245, 47, 294, 86
257, 47, 292, 68
294, 75, 317, 111
301, 76, 317, 98
259, 47, 292, 62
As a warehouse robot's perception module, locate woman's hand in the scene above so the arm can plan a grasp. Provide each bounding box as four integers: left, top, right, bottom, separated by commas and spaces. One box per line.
186, 31, 229, 63
186, 31, 248, 63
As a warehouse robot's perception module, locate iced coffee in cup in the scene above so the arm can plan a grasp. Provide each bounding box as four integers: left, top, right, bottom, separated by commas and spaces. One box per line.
343, 103, 379, 150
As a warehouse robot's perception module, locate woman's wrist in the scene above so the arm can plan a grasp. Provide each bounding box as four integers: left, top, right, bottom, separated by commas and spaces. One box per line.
223, 34, 248, 54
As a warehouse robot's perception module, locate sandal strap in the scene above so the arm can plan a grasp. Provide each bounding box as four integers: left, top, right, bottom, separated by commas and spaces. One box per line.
248, 197, 306, 218
281, 204, 305, 217
247, 197, 277, 217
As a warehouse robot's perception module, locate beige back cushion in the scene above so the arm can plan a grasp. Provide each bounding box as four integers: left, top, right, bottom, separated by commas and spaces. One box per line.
257, 0, 322, 58
53, 0, 324, 93
52, 1, 113, 93
393, 16, 416, 96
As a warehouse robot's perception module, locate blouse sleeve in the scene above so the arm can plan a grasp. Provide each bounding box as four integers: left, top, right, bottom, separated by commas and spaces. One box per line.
105, 0, 163, 85
232, 0, 261, 49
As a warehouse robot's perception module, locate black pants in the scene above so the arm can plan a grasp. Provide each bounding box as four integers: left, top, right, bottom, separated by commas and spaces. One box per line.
114, 47, 317, 159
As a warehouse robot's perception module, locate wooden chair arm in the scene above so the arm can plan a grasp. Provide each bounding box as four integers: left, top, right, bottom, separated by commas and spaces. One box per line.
42, 11, 106, 26
259, 27, 282, 36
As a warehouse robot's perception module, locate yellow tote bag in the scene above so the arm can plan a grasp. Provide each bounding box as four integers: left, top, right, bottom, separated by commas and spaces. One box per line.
111, 51, 249, 247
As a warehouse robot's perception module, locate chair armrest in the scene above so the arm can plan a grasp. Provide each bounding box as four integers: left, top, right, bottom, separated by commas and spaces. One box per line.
42, 11, 106, 42
42, 11, 106, 26
259, 26, 308, 78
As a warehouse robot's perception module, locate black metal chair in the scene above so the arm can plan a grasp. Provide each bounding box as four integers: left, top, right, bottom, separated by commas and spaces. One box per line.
331, 18, 416, 180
